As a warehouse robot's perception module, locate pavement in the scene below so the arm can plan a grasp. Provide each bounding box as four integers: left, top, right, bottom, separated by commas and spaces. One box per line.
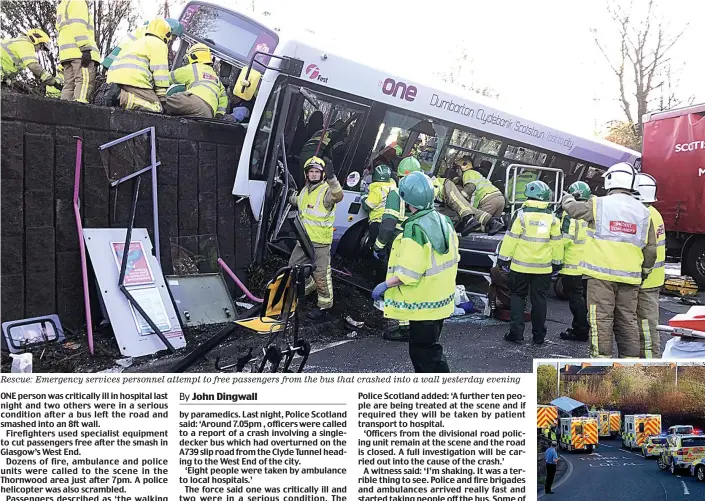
538, 437, 705, 500
302, 291, 704, 373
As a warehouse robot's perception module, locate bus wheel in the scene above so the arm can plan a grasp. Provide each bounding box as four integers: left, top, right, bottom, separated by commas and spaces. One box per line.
685, 237, 705, 289
337, 221, 367, 259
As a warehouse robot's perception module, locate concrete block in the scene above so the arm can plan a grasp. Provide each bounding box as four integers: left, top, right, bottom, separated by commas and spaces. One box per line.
55, 198, 78, 252
57, 285, 84, 330
198, 192, 217, 235
1, 273, 24, 321
25, 270, 56, 317
24, 133, 54, 193
157, 138, 179, 186
198, 142, 217, 192
25, 227, 55, 274
83, 163, 109, 225
25, 190, 54, 228
1, 180, 23, 237
1, 236, 23, 276
1, 121, 24, 181
25, 123, 55, 136
56, 250, 82, 289
54, 129, 82, 201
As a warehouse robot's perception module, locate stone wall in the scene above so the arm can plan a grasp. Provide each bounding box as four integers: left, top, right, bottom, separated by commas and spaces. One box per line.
0, 92, 252, 328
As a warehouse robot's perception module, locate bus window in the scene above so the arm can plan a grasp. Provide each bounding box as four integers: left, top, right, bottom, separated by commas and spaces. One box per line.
250, 84, 283, 181
438, 129, 501, 178
582, 165, 607, 197
370, 110, 448, 174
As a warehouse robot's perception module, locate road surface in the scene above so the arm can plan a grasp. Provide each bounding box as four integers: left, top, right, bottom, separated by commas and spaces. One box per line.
540, 437, 705, 500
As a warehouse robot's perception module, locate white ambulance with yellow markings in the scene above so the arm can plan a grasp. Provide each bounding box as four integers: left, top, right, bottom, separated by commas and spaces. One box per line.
558, 417, 599, 452
622, 414, 661, 450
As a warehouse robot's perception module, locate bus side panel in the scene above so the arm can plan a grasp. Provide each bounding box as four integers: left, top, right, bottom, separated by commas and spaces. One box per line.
642, 113, 705, 234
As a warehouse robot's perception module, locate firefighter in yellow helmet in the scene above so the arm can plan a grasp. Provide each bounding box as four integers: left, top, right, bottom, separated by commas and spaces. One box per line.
498, 181, 563, 344
107, 18, 172, 113
1, 29, 58, 87
371, 171, 458, 372
561, 162, 657, 358
456, 156, 506, 234
635, 173, 665, 358
288, 156, 344, 320
165, 43, 229, 118
56, 0, 100, 102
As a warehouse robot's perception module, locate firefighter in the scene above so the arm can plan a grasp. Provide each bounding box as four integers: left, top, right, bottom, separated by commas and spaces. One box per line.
372, 157, 423, 342
371, 171, 458, 373
56, 0, 100, 103
362, 164, 397, 252
636, 173, 665, 358
1, 29, 57, 87
498, 181, 563, 344
288, 156, 344, 320
432, 167, 482, 235
456, 155, 506, 234
561, 162, 657, 358
45, 63, 64, 98
165, 43, 228, 118
106, 18, 172, 113
102, 21, 149, 69
558, 181, 592, 342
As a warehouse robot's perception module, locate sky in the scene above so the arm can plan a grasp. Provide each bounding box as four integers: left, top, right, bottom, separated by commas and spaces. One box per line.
141, 0, 704, 138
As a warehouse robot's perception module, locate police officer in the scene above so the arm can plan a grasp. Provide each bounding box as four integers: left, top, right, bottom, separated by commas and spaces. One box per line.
561, 162, 657, 358
371, 171, 458, 373
107, 18, 172, 113
1, 29, 57, 87
56, 0, 100, 102
498, 181, 563, 344
456, 156, 505, 235
362, 164, 396, 252
372, 157, 422, 341
558, 181, 592, 342
288, 156, 344, 320
165, 43, 229, 118
635, 173, 665, 358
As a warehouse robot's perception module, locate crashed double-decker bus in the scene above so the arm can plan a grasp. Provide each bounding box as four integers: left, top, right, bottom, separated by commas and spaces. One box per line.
176, 1, 641, 293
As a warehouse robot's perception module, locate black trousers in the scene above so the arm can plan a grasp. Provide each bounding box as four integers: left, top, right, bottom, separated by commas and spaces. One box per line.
409, 319, 450, 373
508, 271, 551, 341
545, 463, 556, 492
562, 275, 590, 337
367, 221, 381, 251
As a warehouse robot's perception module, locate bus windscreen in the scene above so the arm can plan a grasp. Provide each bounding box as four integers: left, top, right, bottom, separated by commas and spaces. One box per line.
180, 3, 278, 65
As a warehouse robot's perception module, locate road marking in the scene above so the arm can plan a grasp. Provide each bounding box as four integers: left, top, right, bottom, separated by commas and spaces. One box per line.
308, 340, 354, 355
547, 354, 571, 358
682, 480, 689, 495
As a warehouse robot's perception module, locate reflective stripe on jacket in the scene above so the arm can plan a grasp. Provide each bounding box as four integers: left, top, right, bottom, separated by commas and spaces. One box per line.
363, 180, 396, 223
384, 212, 459, 321
642, 205, 666, 289
560, 215, 588, 276
56, 0, 100, 62
1, 37, 52, 82
462, 169, 499, 207
580, 194, 651, 285
169, 62, 228, 116
498, 200, 563, 274
107, 35, 170, 96
297, 182, 336, 244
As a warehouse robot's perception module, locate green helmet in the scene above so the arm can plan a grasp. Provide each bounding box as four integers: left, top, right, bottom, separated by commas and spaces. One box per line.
398, 171, 434, 210
397, 156, 421, 178
166, 18, 184, 37
568, 180, 592, 201
524, 180, 551, 201
372, 164, 392, 183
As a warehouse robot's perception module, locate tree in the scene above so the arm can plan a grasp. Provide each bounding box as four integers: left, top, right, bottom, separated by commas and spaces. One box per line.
434, 46, 498, 100
0, 0, 60, 76
537, 365, 558, 404
91, 0, 139, 73
591, 0, 688, 133
604, 120, 643, 150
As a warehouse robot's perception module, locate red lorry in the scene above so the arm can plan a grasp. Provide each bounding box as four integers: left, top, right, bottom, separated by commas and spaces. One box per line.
642, 103, 705, 288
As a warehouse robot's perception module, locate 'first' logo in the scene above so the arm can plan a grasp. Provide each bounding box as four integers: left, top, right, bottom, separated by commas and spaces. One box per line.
306, 64, 328, 83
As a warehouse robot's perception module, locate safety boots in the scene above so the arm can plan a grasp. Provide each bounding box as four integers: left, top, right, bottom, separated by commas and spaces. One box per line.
456, 215, 482, 236
487, 217, 505, 236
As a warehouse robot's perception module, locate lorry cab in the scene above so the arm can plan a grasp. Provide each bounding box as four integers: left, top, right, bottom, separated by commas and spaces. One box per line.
622, 414, 662, 450
558, 417, 598, 452
663, 434, 705, 476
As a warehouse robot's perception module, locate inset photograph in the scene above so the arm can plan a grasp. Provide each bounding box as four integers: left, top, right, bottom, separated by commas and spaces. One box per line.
536, 361, 705, 499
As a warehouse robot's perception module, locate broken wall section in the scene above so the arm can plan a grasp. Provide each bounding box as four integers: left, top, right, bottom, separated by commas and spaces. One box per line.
0, 92, 252, 328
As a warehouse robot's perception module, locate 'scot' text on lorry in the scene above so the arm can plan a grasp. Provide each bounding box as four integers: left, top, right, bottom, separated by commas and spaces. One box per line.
674, 141, 705, 152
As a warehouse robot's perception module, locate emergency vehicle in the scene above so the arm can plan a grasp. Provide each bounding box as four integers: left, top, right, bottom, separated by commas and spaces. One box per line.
622, 414, 662, 450
557, 417, 599, 452
662, 434, 705, 476
642, 103, 705, 288
691, 457, 705, 482
588, 409, 612, 438
537, 405, 558, 446
667, 425, 695, 436
609, 411, 621, 438
641, 435, 668, 458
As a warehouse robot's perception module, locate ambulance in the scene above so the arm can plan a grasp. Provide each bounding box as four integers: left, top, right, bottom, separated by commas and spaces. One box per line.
622, 414, 662, 450
609, 411, 621, 438
537, 405, 559, 445
558, 417, 599, 452
588, 410, 612, 438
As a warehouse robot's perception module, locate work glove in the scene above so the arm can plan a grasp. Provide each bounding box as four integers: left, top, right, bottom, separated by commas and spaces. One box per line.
552, 263, 563, 273
373, 246, 387, 262
641, 269, 651, 282
45, 76, 57, 87
323, 157, 335, 180
371, 281, 390, 301
80, 49, 92, 68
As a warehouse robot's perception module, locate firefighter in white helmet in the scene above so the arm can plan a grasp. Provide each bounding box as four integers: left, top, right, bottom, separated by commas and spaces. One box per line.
635, 173, 665, 358
561, 162, 657, 358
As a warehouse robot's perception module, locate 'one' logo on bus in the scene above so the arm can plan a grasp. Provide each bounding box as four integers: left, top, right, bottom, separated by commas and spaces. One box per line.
306, 64, 328, 83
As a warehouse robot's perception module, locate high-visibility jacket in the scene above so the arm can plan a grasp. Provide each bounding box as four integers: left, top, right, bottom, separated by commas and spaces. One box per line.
642, 205, 666, 289
169, 63, 229, 116
498, 200, 563, 274
374, 188, 407, 251
507, 171, 538, 203
102, 26, 148, 68
384, 209, 459, 321
1, 37, 53, 82
559, 213, 588, 276
462, 169, 500, 207
362, 180, 396, 223
56, 0, 100, 63
107, 35, 170, 97
297, 182, 336, 244
580, 194, 651, 285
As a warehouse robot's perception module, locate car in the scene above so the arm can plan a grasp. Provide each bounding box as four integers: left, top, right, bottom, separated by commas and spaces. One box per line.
663, 434, 705, 476
692, 458, 705, 482
642, 435, 668, 458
